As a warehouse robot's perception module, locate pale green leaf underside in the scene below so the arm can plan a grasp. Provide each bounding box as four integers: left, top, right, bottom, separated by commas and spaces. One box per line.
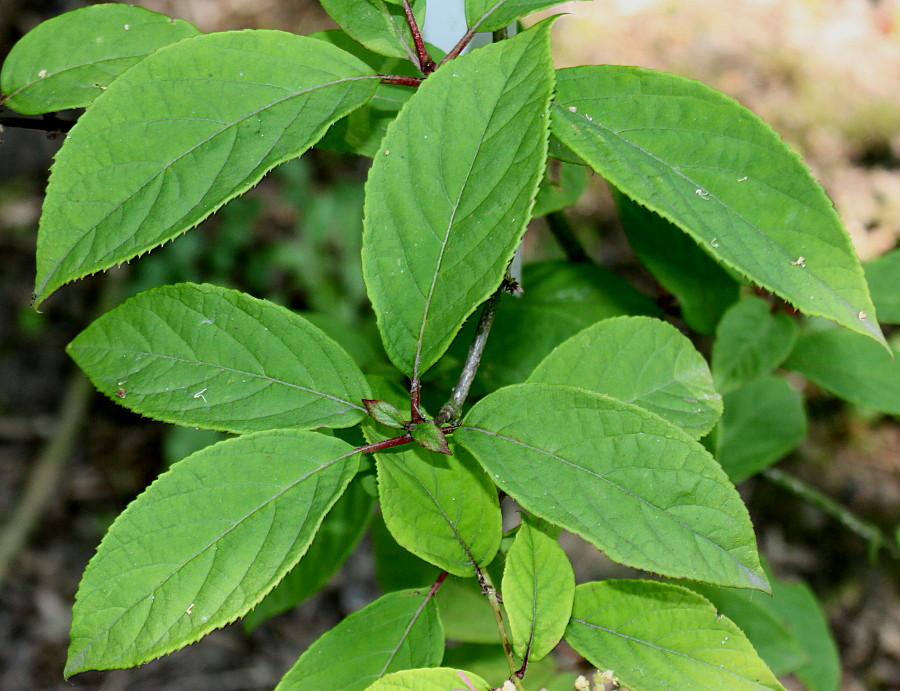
0, 4, 199, 114
377, 444, 502, 576
456, 384, 768, 590
365, 667, 491, 691
67, 284, 370, 433
276, 589, 443, 690
465, 0, 585, 33
529, 315, 722, 438
551, 66, 883, 347
362, 20, 554, 378
502, 518, 574, 661
864, 249, 900, 324
319, 0, 423, 60
35, 30, 379, 305
566, 580, 785, 691
66, 430, 359, 675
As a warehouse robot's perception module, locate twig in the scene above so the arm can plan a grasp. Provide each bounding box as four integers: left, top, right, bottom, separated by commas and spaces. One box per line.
355, 433, 414, 455
402, 0, 435, 74
477, 566, 525, 691
380, 74, 423, 87
546, 210, 591, 263
441, 26, 477, 64
434, 288, 503, 425
0, 111, 75, 135
762, 467, 900, 562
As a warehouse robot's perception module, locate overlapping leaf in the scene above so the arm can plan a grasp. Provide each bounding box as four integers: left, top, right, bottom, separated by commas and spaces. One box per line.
0, 4, 199, 114
456, 384, 768, 589
465, 0, 586, 33
319, 0, 424, 60
66, 430, 360, 675
35, 30, 379, 305
864, 249, 900, 324
365, 667, 491, 691
362, 20, 555, 378
67, 284, 371, 433
276, 588, 443, 690
551, 66, 883, 346
529, 316, 722, 438
565, 580, 785, 690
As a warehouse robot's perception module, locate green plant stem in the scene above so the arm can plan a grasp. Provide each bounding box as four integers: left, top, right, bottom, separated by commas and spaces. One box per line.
477, 567, 525, 691
434, 289, 502, 425
546, 210, 591, 263
762, 467, 900, 562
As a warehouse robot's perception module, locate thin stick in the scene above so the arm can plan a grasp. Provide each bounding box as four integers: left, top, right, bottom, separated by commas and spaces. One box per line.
441, 26, 477, 64
0, 112, 75, 134
402, 0, 435, 74
546, 210, 591, 263
410, 378, 424, 423
477, 567, 525, 691
355, 433, 415, 456
380, 74, 424, 87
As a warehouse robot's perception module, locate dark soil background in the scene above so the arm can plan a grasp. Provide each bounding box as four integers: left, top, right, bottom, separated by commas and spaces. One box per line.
1, 1, 898, 690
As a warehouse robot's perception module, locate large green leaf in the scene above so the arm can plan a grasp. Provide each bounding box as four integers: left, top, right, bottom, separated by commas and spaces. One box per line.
0, 4, 199, 114
456, 384, 768, 590
362, 21, 555, 378
502, 516, 574, 661
565, 580, 785, 691
275, 588, 444, 690
465, 0, 585, 33
435, 576, 502, 644
864, 249, 900, 324
365, 668, 491, 691
616, 191, 741, 335
319, 0, 424, 60
715, 376, 807, 483
377, 444, 502, 576
712, 297, 798, 394
67, 284, 371, 433
529, 315, 722, 438
243, 477, 373, 632
35, 31, 379, 305
551, 66, 883, 346
784, 328, 900, 415
66, 430, 360, 675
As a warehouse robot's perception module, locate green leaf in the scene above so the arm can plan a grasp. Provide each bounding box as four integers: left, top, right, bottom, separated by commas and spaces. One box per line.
0, 4, 199, 114
372, 513, 442, 592
442, 643, 563, 689
275, 588, 443, 690
67, 284, 371, 433
435, 576, 501, 644
456, 384, 768, 590
684, 582, 807, 676
712, 297, 799, 394
502, 516, 574, 661
784, 328, 900, 415
465, 0, 585, 33
615, 184, 741, 335
565, 580, 786, 691
532, 159, 590, 217
529, 315, 722, 438
552, 66, 883, 346
66, 430, 360, 675
864, 249, 900, 324
319, 0, 424, 60
443, 260, 661, 395
364, 668, 491, 691
771, 580, 840, 691
715, 376, 807, 483
362, 21, 555, 378
35, 31, 379, 305
243, 477, 373, 632
365, 399, 408, 428
410, 422, 452, 454
378, 444, 502, 576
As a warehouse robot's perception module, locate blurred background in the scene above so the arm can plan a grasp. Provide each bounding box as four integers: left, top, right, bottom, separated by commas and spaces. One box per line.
0, 0, 897, 689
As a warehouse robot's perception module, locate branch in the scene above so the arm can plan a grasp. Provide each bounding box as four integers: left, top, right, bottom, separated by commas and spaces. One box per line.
476, 566, 525, 691
380, 74, 424, 87
441, 26, 477, 64
402, 0, 435, 74
0, 111, 76, 135
546, 210, 591, 263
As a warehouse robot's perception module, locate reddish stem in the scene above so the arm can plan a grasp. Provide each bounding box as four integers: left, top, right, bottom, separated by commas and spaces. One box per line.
442, 27, 476, 64
403, 0, 436, 74
354, 433, 413, 455
428, 571, 449, 598
380, 74, 424, 87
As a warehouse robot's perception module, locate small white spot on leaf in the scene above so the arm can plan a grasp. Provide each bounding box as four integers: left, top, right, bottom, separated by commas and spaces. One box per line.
193, 388, 208, 402
695, 188, 710, 200
38, 69, 48, 78
791, 256, 807, 267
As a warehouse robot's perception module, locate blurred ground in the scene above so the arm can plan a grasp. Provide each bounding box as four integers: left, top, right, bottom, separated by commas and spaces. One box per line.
1, 1, 898, 690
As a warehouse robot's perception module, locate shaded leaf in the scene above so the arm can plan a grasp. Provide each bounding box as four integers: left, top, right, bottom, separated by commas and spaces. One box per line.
435, 576, 502, 644
715, 376, 807, 483
68, 284, 370, 433
66, 431, 360, 675
364, 667, 491, 691
864, 249, 900, 325
365, 399, 407, 428
533, 159, 590, 217
35, 31, 379, 305
275, 588, 443, 690
552, 66, 883, 346
442, 643, 562, 690
362, 21, 555, 378
319, 0, 424, 60
410, 422, 451, 454
465, 0, 586, 33
456, 384, 768, 590
565, 580, 785, 690
712, 297, 798, 394
529, 315, 722, 438
372, 512, 442, 593
1, 4, 199, 114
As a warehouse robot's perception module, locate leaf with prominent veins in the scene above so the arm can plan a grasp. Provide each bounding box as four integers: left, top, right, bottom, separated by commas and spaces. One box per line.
362, 20, 555, 378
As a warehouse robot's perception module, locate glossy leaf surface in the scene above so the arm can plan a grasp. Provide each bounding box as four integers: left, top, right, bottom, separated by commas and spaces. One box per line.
66, 431, 359, 675
35, 30, 379, 305
362, 21, 554, 378
68, 284, 370, 433
529, 316, 722, 438
566, 580, 785, 690
1, 4, 199, 114
456, 384, 768, 590
552, 66, 882, 345
276, 588, 443, 690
